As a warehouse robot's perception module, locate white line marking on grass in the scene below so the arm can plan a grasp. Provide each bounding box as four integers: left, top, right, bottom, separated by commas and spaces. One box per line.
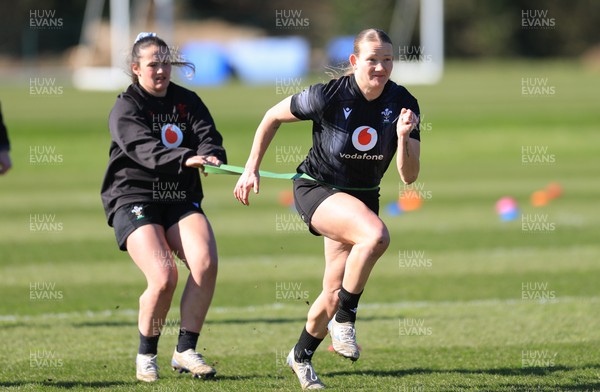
1, 296, 598, 322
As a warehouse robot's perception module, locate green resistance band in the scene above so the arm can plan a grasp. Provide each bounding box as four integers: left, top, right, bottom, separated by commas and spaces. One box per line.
203, 164, 379, 191
203, 163, 307, 180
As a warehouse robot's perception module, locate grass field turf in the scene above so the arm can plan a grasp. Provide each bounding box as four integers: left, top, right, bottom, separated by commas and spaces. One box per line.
0, 60, 599, 391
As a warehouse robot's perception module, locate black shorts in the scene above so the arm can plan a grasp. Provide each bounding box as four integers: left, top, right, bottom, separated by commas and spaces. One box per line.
112, 202, 204, 251
293, 178, 379, 236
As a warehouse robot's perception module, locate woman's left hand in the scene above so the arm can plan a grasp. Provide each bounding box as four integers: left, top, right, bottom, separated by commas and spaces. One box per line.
397, 108, 419, 138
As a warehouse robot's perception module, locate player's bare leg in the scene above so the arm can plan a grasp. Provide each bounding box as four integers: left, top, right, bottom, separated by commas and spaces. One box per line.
311, 192, 390, 360
166, 213, 218, 378
127, 224, 179, 381
311, 192, 389, 293
305, 238, 350, 338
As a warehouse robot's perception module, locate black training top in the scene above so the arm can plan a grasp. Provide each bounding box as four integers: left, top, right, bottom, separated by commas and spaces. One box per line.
0, 102, 10, 151
290, 75, 420, 190
100, 82, 227, 226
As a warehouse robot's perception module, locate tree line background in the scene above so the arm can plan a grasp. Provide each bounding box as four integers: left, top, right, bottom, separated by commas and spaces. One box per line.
0, 0, 598, 61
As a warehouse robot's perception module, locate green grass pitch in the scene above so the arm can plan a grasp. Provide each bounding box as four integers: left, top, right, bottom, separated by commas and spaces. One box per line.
0, 60, 599, 391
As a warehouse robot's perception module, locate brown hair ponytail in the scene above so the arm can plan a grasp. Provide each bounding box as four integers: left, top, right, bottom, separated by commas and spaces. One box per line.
128, 34, 195, 83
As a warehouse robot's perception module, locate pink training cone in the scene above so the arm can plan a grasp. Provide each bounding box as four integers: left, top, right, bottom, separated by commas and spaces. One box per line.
495, 196, 517, 214
495, 196, 519, 221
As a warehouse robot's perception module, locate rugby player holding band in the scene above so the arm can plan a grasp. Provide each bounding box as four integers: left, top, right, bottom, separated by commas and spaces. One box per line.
101, 33, 226, 383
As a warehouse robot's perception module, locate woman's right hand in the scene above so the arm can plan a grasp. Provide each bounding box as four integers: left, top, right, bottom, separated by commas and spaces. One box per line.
185, 155, 222, 176
233, 168, 260, 206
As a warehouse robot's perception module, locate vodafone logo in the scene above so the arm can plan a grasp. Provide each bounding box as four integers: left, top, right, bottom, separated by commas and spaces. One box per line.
352, 126, 378, 151
161, 123, 183, 148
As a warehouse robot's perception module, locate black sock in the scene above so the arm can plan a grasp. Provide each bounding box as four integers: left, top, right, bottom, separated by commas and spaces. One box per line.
335, 287, 363, 323
294, 327, 323, 363
177, 329, 200, 353
138, 331, 160, 355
